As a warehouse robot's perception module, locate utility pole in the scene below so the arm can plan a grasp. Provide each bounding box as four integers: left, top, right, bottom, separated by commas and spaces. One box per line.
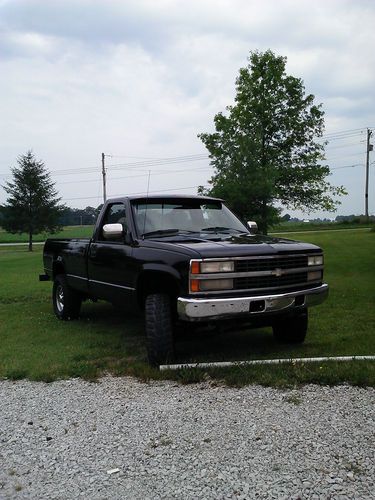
101, 152, 107, 203
365, 129, 373, 220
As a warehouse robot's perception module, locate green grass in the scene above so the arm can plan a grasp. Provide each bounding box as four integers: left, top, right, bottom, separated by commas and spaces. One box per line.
0, 229, 374, 386
0, 225, 94, 243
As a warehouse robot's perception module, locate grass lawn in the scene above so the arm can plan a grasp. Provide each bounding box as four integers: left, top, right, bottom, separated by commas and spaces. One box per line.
0, 229, 374, 386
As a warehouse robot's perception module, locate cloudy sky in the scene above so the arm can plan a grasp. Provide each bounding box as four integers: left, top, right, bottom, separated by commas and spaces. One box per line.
0, 0, 374, 218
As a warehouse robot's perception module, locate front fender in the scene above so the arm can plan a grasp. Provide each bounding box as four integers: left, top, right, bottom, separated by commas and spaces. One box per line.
140, 263, 182, 281
136, 264, 183, 305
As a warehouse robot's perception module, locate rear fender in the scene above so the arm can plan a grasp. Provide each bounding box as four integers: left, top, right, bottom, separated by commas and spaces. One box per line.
52, 257, 65, 279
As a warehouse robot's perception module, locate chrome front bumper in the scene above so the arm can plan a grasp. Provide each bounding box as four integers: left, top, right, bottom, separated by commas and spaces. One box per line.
177, 284, 329, 322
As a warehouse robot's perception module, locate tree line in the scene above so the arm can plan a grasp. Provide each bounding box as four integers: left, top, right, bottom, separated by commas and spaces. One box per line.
59, 205, 102, 226
0, 198, 102, 228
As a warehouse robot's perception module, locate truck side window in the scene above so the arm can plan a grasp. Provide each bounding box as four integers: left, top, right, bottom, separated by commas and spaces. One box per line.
99, 203, 127, 242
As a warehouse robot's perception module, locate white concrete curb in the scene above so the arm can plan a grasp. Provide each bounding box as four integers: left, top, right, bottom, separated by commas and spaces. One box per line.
160, 355, 375, 371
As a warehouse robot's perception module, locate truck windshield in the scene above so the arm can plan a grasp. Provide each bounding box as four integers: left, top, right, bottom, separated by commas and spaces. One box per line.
132, 200, 248, 238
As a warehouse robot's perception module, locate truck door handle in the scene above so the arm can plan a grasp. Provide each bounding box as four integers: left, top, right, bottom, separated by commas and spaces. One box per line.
90, 245, 97, 258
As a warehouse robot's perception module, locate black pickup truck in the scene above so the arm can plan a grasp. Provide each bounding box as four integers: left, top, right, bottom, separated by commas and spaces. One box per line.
41, 195, 328, 365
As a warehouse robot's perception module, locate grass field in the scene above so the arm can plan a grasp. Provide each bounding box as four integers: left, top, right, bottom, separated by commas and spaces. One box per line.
0, 229, 374, 386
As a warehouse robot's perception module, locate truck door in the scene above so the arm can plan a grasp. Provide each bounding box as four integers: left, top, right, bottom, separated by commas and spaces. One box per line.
87, 202, 136, 304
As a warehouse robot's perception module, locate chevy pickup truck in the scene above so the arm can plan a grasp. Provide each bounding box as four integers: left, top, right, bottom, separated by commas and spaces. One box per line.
40, 195, 328, 365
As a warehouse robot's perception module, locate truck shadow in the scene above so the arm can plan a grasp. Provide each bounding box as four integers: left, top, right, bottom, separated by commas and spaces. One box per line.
174, 324, 307, 363
80, 302, 309, 364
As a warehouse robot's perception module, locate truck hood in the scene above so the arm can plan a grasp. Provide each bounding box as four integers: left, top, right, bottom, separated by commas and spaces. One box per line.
143, 233, 321, 258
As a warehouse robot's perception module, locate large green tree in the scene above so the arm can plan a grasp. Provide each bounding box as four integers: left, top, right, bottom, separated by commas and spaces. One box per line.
1, 151, 65, 251
198, 50, 346, 233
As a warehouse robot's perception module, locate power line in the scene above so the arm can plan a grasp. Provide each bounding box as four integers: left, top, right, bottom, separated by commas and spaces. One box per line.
106, 154, 184, 160
0, 127, 371, 181
52, 145, 364, 176
0, 129, 367, 170
106, 155, 208, 167
321, 127, 367, 138
55, 165, 212, 186
0, 156, 366, 186
58, 176, 102, 185
324, 141, 365, 151
55, 162, 363, 186
62, 184, 209, 202
0, 154, 209, 178
317, 129, 366, 143
325, 152, 364, 161
106, 155, 209, 172
107, 166, 212, 182
330, 163, 363, 170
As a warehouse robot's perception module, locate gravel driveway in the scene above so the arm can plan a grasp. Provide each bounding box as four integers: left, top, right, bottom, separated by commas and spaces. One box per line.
0, 377, 374, 499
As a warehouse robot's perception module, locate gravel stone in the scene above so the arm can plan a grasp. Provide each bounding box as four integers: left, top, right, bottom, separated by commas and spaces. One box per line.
0, 378, 374, 499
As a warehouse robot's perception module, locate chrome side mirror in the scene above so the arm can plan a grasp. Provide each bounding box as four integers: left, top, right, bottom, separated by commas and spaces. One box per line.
103, 223, 124, 240
247, 220, 258, 233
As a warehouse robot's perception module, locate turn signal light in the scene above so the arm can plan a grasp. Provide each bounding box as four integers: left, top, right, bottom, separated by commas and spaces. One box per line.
307, 271, 322, 281
190, 279, 200, 292
191, 261, 200, 274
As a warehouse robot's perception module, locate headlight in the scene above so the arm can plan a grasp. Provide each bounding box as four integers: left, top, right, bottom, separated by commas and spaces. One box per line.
308, 255, 323, 266
194, 261, 235, 273
198, 279, 234, 291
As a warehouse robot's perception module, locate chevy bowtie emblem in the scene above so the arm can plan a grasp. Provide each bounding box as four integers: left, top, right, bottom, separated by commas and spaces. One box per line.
273, 268, 283, 277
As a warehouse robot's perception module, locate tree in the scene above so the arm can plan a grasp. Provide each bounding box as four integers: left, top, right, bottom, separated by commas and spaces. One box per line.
198, 50, 346, 233
1, 151, 65, 251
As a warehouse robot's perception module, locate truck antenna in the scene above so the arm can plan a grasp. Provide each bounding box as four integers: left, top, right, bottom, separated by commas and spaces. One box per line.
142, 170, 151, 239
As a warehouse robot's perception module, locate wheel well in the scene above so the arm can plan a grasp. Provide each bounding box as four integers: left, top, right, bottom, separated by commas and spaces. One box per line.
137, 271, 180, 309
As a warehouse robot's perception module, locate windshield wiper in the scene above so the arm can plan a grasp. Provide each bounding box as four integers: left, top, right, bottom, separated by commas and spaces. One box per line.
200, 226, 245, 234
142, 229, 198, 238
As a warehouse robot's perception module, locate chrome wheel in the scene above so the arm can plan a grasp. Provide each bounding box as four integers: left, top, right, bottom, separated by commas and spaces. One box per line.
55, 284, 64, 313
53, 275, 82, 320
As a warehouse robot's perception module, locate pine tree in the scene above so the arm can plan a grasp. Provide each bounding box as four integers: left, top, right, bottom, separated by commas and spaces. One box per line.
1, 151, 65, 251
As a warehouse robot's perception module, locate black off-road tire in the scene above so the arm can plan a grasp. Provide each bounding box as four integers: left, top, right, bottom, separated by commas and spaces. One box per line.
53, 274, 82, 320
272, 310, 308, 344
145, 293, 175, 366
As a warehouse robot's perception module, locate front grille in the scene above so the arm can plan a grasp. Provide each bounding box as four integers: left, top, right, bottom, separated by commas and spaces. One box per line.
189, 253, 321, 295
235, 255, 307, 273
234, 272, 308, 291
